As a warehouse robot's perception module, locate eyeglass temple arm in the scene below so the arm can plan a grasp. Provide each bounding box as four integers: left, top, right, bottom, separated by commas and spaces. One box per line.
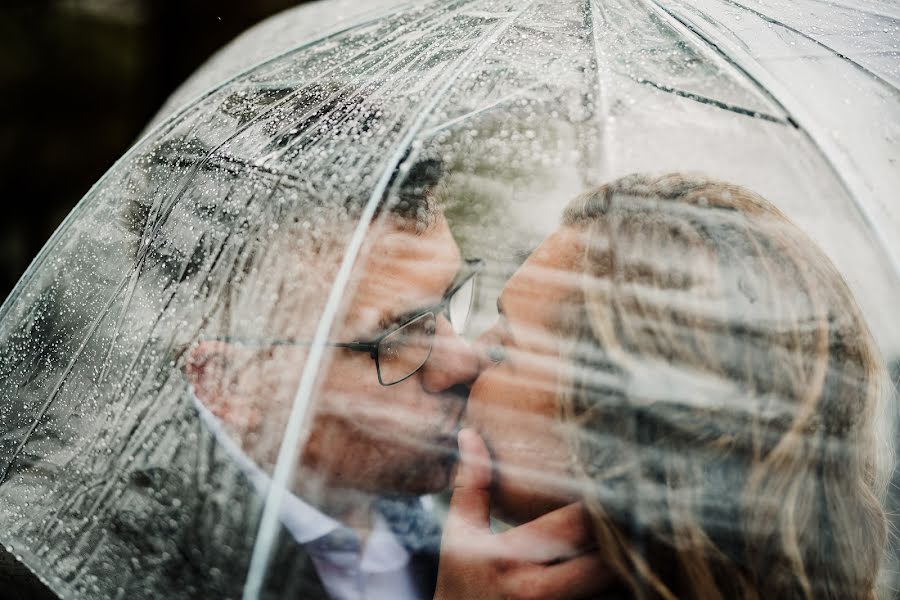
331, 341, 378, 358
211, 337, 378, 358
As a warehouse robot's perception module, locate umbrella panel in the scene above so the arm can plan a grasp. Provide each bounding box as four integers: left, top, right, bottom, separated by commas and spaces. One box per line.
0, 0, 897, 598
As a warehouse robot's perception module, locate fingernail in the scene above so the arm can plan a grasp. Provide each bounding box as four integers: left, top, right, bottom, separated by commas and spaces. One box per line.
457, 428, 476, 457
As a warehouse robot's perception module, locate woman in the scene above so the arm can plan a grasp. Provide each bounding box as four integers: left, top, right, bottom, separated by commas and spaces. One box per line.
448, 174, 892, 599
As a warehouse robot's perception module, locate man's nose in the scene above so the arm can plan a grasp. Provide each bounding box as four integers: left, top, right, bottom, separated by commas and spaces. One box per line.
420, 315, 480, 393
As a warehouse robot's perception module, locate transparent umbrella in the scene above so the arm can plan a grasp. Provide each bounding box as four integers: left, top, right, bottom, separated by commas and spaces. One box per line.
1, 1, 897, 599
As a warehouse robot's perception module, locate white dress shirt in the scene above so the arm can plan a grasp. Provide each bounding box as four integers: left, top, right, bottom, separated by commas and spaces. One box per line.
191, 393, 426, 600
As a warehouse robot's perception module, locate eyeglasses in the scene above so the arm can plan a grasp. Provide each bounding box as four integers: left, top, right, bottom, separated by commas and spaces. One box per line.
214, 258, 483, 386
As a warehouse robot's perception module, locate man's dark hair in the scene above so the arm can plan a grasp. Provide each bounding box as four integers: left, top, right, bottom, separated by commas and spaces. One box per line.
122, 82, 444, 282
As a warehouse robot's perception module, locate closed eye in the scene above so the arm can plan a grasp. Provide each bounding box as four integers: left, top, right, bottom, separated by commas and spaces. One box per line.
373, 303, 440, 340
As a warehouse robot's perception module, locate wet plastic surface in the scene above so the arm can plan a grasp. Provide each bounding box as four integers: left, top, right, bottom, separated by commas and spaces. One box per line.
1, 1, 897, 599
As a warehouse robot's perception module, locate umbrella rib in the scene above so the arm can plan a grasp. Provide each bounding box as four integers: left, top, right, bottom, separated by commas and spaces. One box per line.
586, 0, 617, 177
641, 0, 799, 125
242, 2, 539, 598
717, 0, 899, 93
633, 77, 791, 124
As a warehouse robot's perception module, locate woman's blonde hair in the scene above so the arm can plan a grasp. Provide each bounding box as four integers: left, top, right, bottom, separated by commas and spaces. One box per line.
559, 173, 891, 600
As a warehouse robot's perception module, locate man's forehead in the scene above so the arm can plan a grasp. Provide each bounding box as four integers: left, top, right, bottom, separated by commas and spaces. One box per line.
369, 215, 458, 258
348, 215, 462, 329
238, 215, 461, 338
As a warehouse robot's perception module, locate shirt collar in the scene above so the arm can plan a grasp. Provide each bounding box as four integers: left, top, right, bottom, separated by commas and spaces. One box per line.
189, 390, 416, 572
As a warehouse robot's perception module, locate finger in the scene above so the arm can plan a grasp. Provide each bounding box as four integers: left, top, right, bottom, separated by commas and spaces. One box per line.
447, 428, 493, 529
506, 552, 614, 600
496, 502, 593, 564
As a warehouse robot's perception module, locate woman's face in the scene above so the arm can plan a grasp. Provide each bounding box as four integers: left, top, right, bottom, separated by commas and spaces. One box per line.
466, 226, 586, 525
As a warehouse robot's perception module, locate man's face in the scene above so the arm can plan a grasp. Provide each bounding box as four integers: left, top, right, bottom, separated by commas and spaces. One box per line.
188, 214, 480, 497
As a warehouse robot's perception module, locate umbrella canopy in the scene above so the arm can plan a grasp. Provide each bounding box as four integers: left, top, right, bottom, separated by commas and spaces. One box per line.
1, 1, 897, 599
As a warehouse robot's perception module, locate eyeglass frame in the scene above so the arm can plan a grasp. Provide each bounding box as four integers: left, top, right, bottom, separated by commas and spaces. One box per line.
210, 258, 484, 386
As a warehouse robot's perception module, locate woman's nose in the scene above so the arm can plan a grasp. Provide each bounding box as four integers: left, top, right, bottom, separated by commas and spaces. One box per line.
420, 315, 480, 392
471, 325, 507, 372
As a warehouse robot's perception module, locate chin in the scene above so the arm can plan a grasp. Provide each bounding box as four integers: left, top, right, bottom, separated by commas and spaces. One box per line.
377, 451, 459, 497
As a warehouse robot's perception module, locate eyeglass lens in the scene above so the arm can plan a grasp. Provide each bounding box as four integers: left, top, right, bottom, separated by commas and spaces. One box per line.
377, 312, 437, 385
448, 276, 476, 334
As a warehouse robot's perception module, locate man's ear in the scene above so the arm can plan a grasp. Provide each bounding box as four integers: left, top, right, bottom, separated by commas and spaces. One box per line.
186, 341, 234, 415
186, 341, 263, 433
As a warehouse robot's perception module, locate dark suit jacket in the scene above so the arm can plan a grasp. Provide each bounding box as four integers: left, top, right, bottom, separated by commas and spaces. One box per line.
0, 397, 438, 600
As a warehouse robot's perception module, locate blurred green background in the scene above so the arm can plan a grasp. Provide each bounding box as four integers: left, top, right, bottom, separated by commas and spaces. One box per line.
0, 0, 313, 303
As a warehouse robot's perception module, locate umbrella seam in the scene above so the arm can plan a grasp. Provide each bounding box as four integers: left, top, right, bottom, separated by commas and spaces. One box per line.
633, 77, 790, 124
717, 0, 899, 93
586, 0, 617, 180
641, 0, 798, 125
0, 274, 133, 486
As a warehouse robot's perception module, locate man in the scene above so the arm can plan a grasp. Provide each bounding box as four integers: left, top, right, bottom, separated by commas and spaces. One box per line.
178, 156, 605, 599
183, 171, 479, 598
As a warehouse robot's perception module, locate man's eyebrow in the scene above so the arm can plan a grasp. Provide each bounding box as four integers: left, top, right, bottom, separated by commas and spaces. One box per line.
371, 259, 463, 336
377, 304, 430, 333
496, 296, 506, 316
374, 286, 451, 335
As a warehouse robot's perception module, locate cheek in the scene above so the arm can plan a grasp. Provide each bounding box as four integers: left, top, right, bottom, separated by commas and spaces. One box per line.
316, 353, 383, 417
315, 352, 446, 436
467, 366, 561, 465
467, 365, 577, 522
464, 366, 512, 439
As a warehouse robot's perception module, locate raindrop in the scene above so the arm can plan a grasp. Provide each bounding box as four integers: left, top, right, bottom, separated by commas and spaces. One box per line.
739, 278, 758, 303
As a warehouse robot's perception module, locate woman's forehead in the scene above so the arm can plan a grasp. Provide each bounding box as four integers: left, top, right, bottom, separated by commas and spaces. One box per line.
505, 228, 583, 303
501, 227, 584, 338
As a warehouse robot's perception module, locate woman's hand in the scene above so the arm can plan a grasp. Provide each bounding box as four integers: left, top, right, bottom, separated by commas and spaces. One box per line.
434, 429, 612, 600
